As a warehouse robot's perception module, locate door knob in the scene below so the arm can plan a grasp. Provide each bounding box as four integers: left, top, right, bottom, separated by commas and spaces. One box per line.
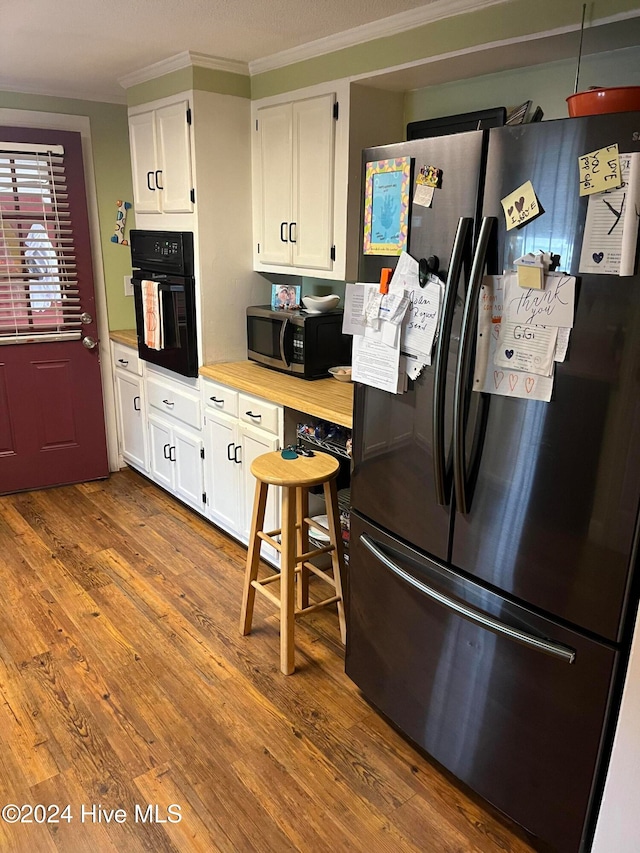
82, 336, 97, 349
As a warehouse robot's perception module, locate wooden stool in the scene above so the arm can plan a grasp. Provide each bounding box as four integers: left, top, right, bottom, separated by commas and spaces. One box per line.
239, 449, 347, 675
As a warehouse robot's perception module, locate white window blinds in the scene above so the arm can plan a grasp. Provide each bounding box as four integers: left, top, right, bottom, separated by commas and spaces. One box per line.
0, 142, 83, 344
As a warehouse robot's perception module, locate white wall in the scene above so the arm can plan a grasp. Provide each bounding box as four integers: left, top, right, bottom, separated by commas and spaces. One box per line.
592, 607, 640, 852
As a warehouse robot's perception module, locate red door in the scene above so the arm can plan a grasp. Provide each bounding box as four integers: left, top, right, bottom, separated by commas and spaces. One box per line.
0, 126, 108, 494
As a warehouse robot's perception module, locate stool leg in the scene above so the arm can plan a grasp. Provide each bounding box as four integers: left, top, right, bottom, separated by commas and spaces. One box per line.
296, 485, 310, 611
323, 477, 347, 645
280, 485, 297, 675
240, 479, 268, 636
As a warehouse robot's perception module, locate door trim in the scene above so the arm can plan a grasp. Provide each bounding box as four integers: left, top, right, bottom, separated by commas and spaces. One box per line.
0, 107, 119, 473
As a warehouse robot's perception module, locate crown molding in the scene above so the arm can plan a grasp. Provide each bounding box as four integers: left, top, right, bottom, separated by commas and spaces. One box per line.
119, 51, 249, 90
248, 0, 509, 75
0, 78, 127, 105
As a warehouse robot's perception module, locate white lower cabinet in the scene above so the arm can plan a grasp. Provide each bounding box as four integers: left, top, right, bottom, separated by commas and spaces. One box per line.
203, 380, 282, 563
148, 414, 204, 510
146, 370, 204, 513
112, 342, 148, 472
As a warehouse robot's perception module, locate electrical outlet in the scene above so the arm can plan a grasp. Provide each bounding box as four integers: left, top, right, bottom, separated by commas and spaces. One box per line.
124, 275, 133, 297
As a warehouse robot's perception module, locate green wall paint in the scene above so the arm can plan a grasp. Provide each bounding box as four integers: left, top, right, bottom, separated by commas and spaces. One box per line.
251, 0, 640, 98
127, 66, 250, 106
0, 90, 136, 331
405, 45, 640, 126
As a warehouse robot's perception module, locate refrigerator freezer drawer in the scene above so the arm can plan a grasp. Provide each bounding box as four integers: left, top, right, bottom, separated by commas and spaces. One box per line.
346, 512, 618, 853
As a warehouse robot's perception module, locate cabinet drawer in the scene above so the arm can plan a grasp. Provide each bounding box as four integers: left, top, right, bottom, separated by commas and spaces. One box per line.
147, 376, 201, 430
239, 393, 281, 436
203, 379, 238, 417
113, 342, 141, 376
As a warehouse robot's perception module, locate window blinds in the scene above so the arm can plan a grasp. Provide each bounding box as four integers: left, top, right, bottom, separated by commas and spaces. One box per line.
0, 142, 83, 344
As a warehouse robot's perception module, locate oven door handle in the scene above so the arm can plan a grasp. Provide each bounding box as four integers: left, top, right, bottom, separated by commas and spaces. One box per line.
279, 318, 290, 368
360, 534, 576, 664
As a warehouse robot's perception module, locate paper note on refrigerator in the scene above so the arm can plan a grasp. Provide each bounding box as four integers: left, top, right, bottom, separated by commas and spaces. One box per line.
389, 253, 442, 378
352, 332, 404, 394
493, 320, 558, 376
578, 144, 622, 196
578, 152, 640, 275
474, 276, 554, 402
504, 272, 575, 328
343, 282, 376, 335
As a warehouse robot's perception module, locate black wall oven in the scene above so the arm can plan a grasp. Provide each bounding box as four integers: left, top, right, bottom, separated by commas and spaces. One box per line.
130, 230, 198, 378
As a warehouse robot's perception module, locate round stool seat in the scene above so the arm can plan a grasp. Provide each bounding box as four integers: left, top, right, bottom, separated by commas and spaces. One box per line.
250, 450, 339, 488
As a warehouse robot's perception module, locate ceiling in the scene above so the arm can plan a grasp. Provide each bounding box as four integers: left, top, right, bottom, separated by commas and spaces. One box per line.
1, 0, 462, 103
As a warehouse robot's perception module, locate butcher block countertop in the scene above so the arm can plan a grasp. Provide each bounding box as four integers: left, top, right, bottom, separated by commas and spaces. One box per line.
200, 361, 353, 429
108, 332, 353, 428
110, 329, 138, 348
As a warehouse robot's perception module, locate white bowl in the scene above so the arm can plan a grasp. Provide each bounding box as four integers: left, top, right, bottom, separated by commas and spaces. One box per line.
328, 366, 352, 382
302, 294, 340, 313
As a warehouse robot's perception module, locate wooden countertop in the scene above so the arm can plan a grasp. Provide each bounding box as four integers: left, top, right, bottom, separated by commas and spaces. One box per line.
107, 333, 353, 428
110, 329, 138, 348
200, 361, 353, 428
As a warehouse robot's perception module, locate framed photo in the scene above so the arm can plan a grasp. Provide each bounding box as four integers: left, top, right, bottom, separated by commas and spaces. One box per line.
363, 157, 412, 255
271, 284, 301, 310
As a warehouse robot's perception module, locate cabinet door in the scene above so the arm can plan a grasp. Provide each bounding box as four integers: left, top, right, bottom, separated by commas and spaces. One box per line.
204, 410, 240, 534
114, 370, 147, 471
173, 424, 204, 511
257, 102, 293, 265
148, 415, 174, 491
156, 101, 194, 214
129, 110, 161, 214
239, 423, 280, 560
292, 94, 335, 270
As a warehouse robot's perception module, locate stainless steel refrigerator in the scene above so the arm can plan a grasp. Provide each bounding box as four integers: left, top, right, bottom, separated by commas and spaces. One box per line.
346, 112, 640, 853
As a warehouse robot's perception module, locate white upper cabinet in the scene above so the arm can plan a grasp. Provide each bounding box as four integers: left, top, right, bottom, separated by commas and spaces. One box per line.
252, 82, 404, 281
256, 93, 335, 271
129, 99, 194, 214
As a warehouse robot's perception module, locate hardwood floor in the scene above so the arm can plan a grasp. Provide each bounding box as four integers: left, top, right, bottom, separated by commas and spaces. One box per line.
0, 469, 538, 852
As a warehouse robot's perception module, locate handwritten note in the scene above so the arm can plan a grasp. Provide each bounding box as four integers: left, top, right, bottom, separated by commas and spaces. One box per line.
504, 272, 575, 328
501, 180, 541, 230
578, 144, 622, 196
578, 152, 640, 275
474, 277, 554, 402
494, 321, 558, 376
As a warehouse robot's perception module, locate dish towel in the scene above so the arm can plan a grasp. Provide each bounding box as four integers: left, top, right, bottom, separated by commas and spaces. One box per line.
141, 279, 163, 350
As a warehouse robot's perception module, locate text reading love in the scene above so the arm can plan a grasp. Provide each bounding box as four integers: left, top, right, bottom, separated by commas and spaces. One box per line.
500, 180, 542, 231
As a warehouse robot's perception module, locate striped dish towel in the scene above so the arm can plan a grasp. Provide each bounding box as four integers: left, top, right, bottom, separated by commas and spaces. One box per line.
141, 279, 163, 350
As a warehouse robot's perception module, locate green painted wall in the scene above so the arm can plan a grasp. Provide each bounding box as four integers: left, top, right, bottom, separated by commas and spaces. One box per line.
405, 45, 640, 127
251, 0, 640, 99
127, 67, 250, 107
0, 91, 136, 331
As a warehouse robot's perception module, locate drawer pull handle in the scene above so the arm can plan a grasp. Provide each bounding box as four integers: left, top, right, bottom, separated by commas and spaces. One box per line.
163, 399, 175, 408
163, 443, 171, 459
146, 170, 155, 191
133, 396, 141, 412
210, 396, 224, 405
245, 410, 261, 421
227, 442, 235, 461
169, 445, 176, 462
234, 445, 242, 464
117, 358, 129, 366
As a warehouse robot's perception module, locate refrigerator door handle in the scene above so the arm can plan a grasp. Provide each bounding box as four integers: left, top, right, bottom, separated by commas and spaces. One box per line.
453, 216, 496, 515
360, 533, 576, 664
432, 216, 473, 506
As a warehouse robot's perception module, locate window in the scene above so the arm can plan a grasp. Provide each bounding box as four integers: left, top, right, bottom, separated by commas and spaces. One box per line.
0, 141, 82, 343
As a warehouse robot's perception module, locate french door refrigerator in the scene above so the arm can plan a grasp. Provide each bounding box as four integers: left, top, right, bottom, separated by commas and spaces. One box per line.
347, 112, 640, 853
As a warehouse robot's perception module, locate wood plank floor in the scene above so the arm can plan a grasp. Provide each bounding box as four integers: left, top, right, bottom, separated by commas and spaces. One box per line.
0, 469, 539, 853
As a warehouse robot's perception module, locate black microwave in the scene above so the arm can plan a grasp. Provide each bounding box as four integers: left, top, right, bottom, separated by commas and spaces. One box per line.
247, 305, 351, 379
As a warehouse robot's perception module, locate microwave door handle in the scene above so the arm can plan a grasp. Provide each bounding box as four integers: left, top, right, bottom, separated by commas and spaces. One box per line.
279, 318, 290, 368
